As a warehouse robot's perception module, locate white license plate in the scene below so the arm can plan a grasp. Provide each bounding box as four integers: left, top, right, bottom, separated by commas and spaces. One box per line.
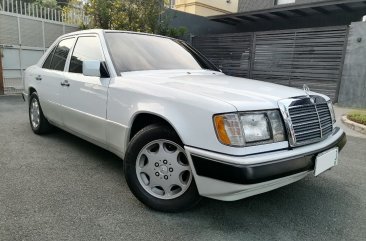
314, 147, 339, 176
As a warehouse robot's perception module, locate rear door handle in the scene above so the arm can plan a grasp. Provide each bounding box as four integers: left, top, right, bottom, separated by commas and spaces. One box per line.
60, 80, 70, 87
35, 75, 42, 81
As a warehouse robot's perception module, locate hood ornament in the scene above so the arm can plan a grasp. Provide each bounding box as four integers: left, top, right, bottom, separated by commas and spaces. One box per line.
303, 84, 315, 103
303, 84, 310, 97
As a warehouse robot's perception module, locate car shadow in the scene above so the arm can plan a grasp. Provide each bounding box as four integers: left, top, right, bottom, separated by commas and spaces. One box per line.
43, 127, 123, 174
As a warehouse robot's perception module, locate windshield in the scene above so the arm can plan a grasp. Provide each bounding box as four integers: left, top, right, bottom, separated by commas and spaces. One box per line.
105, 32, 218, 74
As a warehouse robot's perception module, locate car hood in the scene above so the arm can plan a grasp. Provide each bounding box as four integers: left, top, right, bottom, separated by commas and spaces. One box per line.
121, 70, 316, 111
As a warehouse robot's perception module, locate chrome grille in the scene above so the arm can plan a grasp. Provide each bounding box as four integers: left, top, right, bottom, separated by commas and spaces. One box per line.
289, 102, 333, 145
278, 96, 334, 147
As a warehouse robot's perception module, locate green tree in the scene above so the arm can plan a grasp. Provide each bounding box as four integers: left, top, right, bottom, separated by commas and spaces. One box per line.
34, 0, 59, 9
63, 0, 186, 37
62, 0, 87, 26
84, 0, 114, 29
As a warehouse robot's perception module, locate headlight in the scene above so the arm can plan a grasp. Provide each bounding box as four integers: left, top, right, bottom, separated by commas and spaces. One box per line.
327, 101, 336, 124
213, 110, 286, 147
240, 113, 271, 142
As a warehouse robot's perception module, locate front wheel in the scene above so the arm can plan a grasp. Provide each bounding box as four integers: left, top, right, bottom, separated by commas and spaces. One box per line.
124, 124, 201, 212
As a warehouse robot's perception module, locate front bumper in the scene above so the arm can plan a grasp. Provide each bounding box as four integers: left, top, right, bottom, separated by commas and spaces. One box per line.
185, 127, 346, 201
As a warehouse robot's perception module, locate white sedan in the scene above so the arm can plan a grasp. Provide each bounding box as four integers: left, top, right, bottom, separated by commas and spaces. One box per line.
23, 29, 347, 212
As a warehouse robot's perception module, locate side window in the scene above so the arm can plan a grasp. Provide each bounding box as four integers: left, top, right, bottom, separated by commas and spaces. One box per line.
48, 38, 74, 71
69, 36, 104, 74
42, 46, 56, 69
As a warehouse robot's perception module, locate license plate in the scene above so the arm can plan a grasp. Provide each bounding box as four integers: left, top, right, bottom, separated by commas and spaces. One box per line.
314, 147, 339, 176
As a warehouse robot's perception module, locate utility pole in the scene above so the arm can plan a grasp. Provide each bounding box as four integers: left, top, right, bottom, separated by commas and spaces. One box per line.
0, 48, 4, 95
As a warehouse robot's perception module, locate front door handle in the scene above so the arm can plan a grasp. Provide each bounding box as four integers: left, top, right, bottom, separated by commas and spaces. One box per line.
60, 80, 70, 87
35, 75, 42, 81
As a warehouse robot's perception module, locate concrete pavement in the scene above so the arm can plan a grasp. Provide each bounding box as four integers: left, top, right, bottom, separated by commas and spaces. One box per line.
0, 95, 365, 241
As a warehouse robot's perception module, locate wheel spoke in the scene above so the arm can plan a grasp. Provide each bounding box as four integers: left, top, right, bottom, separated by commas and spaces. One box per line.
175, 161, 190, 173
138, 152, 154, 173
160, 181, 173, 196
164, 149, 180, 162
140, 163, 153, 175
147, 175, 160, 188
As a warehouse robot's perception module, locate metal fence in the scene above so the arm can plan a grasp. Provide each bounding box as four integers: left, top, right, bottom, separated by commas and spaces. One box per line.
192, 26, 349, 102
0, 0, 87, 25
192, 33, 253, 77
0, 10, 79, 94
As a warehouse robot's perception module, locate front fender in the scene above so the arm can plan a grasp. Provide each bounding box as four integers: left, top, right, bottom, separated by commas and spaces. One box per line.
107, 78, 241, 156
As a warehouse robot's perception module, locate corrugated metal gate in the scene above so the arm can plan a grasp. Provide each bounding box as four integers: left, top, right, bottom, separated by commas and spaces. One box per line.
0, 11, 79, 94
192, 26, 349, 101
192, 33, 253, 77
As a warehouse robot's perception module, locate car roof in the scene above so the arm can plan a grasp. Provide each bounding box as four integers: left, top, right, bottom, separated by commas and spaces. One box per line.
61, 29, 174, 40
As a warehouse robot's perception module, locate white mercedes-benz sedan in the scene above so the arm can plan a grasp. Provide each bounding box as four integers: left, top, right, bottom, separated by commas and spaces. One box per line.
23, 29, 347, 212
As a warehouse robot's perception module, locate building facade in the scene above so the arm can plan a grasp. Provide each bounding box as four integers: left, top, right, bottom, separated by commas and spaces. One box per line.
174, 0, 239, 17
238, 0, 336, 12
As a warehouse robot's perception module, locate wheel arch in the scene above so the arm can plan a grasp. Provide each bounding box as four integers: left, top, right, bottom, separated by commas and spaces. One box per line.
29, 86, 37, 95
128, 111, 184, 145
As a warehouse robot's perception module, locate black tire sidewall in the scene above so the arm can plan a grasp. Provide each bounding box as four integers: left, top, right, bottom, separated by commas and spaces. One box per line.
28, 92, 51, 134
124, 124, 201, 212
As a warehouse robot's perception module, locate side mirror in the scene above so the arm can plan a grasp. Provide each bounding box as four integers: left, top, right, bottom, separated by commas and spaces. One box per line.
83, 60, 101, 77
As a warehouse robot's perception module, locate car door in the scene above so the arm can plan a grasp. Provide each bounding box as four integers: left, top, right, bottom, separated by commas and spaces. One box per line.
61, 35, 110, 144
36, 38, 75, 124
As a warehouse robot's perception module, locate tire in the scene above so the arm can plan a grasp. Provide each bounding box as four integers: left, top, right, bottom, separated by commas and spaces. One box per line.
28, 92, 53, 134
124, 124, 201, 212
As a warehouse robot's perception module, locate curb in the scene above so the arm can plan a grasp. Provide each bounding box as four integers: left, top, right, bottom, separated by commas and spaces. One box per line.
341, 115, 366, 135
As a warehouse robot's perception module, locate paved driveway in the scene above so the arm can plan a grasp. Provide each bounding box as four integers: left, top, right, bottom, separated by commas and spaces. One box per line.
0, 96, 365, 241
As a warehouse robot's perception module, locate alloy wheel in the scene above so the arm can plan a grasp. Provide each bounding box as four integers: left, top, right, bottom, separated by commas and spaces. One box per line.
135, 139, 192, 200
30, 98, 40, 129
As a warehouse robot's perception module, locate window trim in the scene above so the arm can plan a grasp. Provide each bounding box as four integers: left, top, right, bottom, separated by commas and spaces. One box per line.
65, 34, 107, 75
41, 37, 75, 72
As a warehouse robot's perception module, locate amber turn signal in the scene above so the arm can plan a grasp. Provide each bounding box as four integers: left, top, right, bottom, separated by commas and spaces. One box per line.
214, 115, 232, 145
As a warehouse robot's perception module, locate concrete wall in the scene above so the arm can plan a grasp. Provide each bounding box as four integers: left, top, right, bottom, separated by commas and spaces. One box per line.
238, 0, 338, 12
338, 21, 366, 108
175, 0, 238, 16
238, 0, 273, 12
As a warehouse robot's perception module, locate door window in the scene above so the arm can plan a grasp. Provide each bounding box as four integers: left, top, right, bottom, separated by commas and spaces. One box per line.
42, 46, 56, 69
69, 36, 104, 74
42, 38, 74, 71
47, 38, 74, 71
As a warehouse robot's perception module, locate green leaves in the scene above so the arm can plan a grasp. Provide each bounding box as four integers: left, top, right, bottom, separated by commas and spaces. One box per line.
76, 0, 186, 38
84, 0, 163, 33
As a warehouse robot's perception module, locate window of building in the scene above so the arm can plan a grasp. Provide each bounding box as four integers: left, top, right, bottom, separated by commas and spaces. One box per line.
69, 36, 104, 74
275, 0, 295, 5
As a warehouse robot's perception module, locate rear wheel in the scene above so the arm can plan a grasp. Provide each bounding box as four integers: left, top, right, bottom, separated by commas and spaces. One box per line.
29, 92, 53, 134
124, 124, 201, 212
